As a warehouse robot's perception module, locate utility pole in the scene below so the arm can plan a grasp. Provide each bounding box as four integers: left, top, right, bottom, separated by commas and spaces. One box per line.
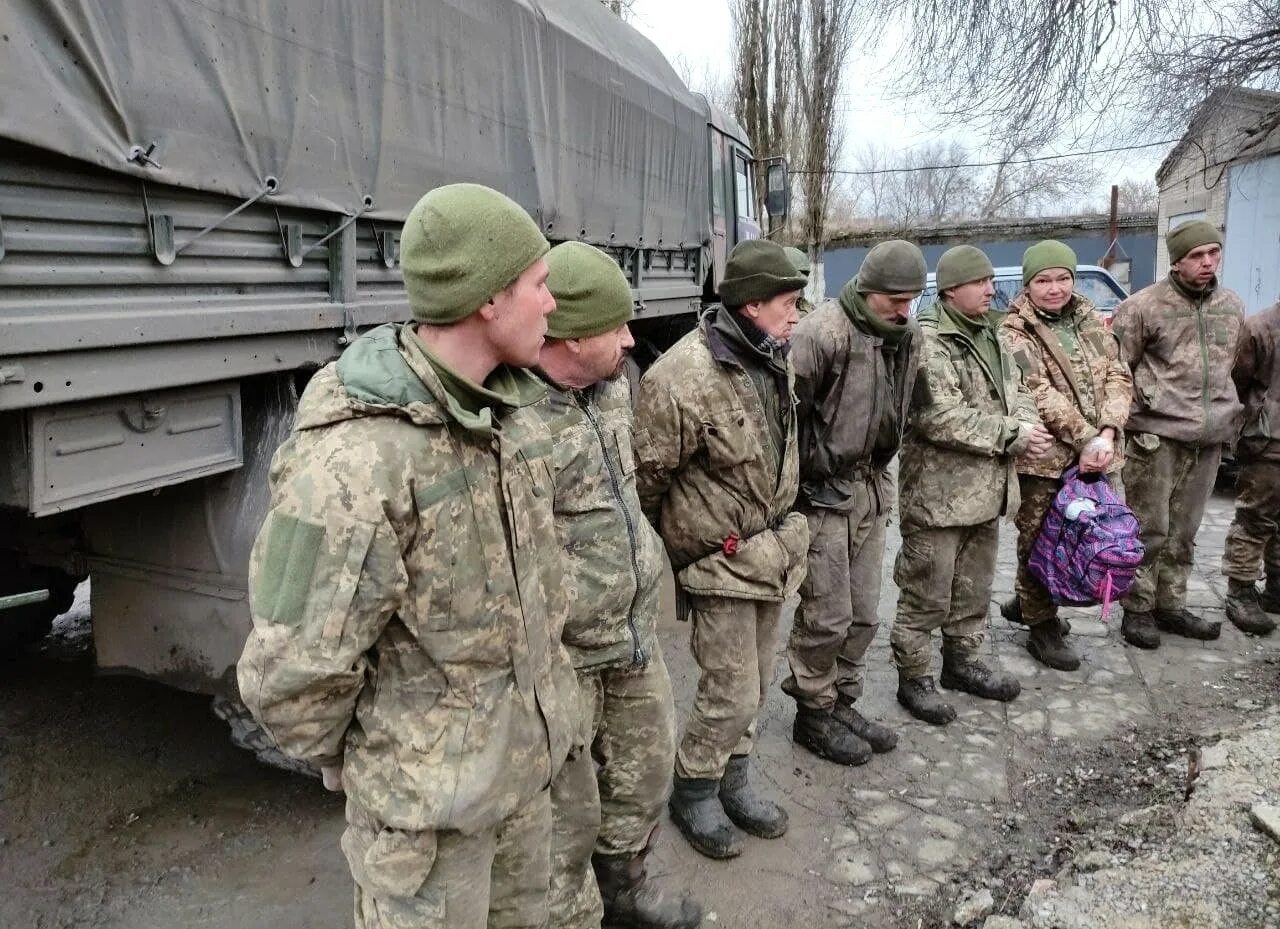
1100, 183, 1119, 269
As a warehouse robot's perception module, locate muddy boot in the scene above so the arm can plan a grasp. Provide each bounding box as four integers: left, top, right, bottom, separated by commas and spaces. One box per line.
1224, 580, 1277, 635
1001, 595, 1071, 635
1154, 607, 1221, 641
1121, 609, 1160, 649
593, 842, 703, 929
832, 695, 898, 753
1026, 619, 1081, 671
896, 675, 956, 725
940, 654, 1021, 702
1259, 578, 1280, 614
793, 705, 872, 766
717, 755, 787, 839
668, 774, 742, 860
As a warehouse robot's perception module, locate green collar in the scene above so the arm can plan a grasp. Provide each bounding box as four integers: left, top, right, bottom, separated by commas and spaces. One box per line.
841, 286, 912, 344
1169, 271, 1217, 302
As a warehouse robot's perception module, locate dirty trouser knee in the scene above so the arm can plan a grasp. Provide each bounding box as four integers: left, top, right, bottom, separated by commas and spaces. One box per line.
595, 647, 678, 857
784, 496, 886, 710
1122, 435, 1220, 612
550, 669, 605, 929
675, 595, 783, 780
1222, 459, 1280, 582
1013, 475, 1063, 625
890, 521, 999, 680
346, 788, 551, 929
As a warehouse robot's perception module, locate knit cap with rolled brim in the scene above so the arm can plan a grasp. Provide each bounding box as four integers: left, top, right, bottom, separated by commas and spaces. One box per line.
936, 245, 995, 292
1022, 240, 1078, 286
855, 240, 927, 294
544, 242, 635, 339
400, 183, 550, 324
719, 239, 808, 307
1166, 219, 1223, 265
784, 246, 811, 277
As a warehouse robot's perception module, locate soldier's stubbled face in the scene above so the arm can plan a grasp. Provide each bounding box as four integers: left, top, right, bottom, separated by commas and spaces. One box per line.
864, 291, 920, 325
1173, 243, 1223, 289
1027, 269, 1074, 314
488, 258, 557, 367
744, 289, 802, 342
945, 277, 996, 317
578, 323, 636, 381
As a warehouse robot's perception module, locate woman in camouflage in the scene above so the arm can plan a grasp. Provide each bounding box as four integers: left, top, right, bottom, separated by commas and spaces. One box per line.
998, 240, 1133, 671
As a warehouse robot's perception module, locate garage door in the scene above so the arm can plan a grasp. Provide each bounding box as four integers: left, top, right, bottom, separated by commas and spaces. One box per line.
1224, 155, 1280, 315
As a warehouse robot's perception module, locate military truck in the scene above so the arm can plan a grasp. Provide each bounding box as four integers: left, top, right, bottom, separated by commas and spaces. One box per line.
0, 0, 786, 697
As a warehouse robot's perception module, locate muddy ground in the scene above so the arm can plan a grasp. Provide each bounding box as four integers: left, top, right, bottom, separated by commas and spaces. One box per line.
3, 491, 1278, 929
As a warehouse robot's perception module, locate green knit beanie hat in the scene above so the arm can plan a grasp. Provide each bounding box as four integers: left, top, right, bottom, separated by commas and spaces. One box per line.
784, 246, 811, 277
1022, 240, 1078, 286
400, 183, 550, 324
1166, 219, 1223, 264
719, 239, 808, 307
544, 242, 635, 339
855, 240, 927, 293
936, 245, 995, 292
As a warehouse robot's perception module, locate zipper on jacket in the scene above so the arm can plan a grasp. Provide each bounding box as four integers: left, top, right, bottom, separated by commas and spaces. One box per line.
582, 395, 646, 667
1194, 295, 1212, 441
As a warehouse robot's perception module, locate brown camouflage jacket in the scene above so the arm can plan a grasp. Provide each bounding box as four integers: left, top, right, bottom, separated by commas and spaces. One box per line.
237, 323, 578, 835
899, 301, 1042, 530
1111, 274, 1244, 446
790, 297, 920, 512
999, 293, 1132, 478
535, 373, 662, 671
1233, 301, 1280, 463
633, 313, 808, 602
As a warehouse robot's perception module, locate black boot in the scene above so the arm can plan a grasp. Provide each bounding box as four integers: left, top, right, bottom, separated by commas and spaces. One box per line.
1001, 595, 1071, 635
896, 675, 956, 725
668, 774, 742, 859
793, 705, 872, 766
1121, 609, 1160, 649
717, 755, 787, 839
940, 655, 1021, 702
1225, 579, 1278, 635
593, 842, 703, 929
1154, 607, 1222, 641
1026, 619, 1081, 671
831, 696, 898, 753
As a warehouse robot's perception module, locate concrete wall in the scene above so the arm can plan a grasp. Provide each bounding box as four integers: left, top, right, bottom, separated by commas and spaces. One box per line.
823, 230, 1157, 298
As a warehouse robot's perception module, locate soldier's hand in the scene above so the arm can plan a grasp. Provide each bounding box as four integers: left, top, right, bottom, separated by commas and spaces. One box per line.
1078, 431, 1115, 473
321, 764, 345, 793
1024, 424, 1055, 460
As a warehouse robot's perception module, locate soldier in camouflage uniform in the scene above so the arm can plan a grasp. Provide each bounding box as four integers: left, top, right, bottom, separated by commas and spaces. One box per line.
237, 184, 580, 929
783, 240, 926, 766
1112, 220, 1244, 649
891, 246, 1053, 725
784, 246, 814, 316
998, 240, 1133, 670
537, 243, 701, 929
1220, 300, 1280, 636
634, 239, 809, 860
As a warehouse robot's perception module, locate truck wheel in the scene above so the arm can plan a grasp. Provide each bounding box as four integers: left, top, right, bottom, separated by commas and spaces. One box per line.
210, 696, 319, 779
0, 568, 77, 656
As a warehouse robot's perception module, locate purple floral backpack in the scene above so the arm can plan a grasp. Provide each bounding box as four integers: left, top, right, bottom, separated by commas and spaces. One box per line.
1027, 467, 1145, 619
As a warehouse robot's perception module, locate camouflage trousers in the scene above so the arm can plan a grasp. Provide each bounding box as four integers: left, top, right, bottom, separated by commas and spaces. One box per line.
344, 790, 550, 929
1121, 434, 1220, 613
1012, 475, 1066, 626
675, 595, 783, 780
549, 650, 677, 929
890, 520, 999, 680
1221, 458, 1280, 583
782, 499, 887, 709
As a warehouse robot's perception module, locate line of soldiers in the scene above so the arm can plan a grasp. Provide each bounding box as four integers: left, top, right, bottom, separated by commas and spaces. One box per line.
234, 183, 1277, 929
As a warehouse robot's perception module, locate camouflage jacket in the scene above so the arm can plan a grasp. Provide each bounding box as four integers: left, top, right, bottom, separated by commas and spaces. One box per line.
634, 314, 808, 602
899, 301, 1041, 530
1233, 301, 1280, 463
237, 324, 578, 835
535, 373, 662, 671
999, 293, 1132, 478
790, 298, 920, 512
1111, 274, 1244, 446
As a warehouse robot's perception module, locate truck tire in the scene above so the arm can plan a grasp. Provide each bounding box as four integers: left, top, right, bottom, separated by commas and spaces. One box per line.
0, 567, 77, 656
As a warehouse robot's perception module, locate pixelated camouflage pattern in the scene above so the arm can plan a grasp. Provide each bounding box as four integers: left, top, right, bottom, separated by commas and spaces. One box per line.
633, 316, 808, 602
1000, 293, 1132, 478
1111, 275, 1244, 446
238, 323, 579, 838
550, 651, 677, 928
1232, 302, 1280, 463
1010, 474, 1064, 625
898, 302, 1042, 530
535, 374, 662, 671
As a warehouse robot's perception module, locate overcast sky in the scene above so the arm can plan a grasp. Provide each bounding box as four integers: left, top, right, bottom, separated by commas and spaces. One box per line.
625, 0, 1168, 199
